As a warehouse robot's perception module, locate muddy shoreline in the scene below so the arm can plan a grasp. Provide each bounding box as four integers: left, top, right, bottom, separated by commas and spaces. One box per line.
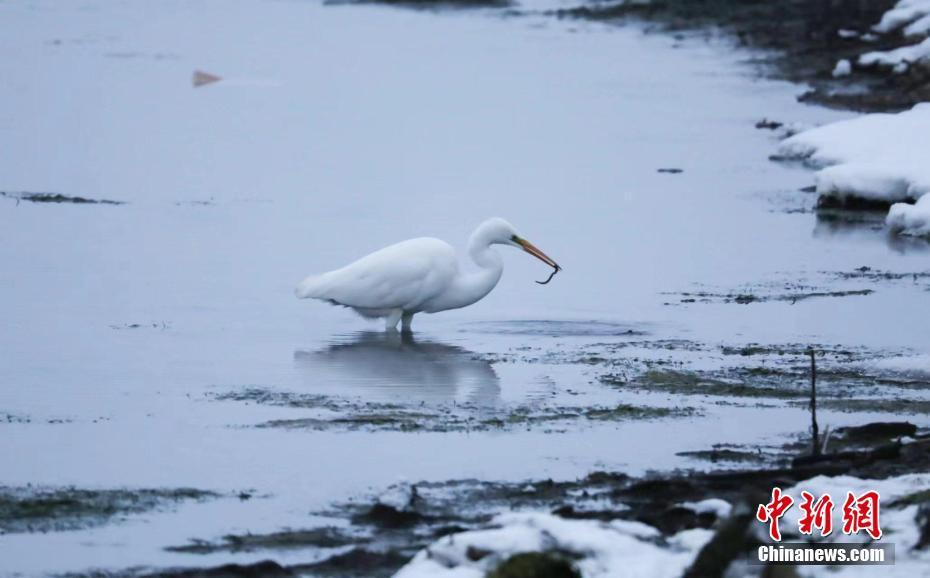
89, 422, 928, 578
549, 0, 928, 113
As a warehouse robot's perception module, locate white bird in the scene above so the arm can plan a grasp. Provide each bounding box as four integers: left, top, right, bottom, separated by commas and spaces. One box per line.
295, 217, 560, 332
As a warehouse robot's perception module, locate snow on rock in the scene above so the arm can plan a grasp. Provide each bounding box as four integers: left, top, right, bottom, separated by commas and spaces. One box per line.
392, 511, 713, 578
859, 36, 930, 72
832, 59, 852, 77
377, 482, 418, 510
888, 194, 930, 237
680, 498, 733, 519
778, 104, 930, 232
860, 0, 930, 72
906, 13, 930, 36
873, 0, 930, 35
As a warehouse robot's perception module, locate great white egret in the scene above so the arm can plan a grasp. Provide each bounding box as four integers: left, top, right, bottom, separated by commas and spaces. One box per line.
295, 217, 560, 332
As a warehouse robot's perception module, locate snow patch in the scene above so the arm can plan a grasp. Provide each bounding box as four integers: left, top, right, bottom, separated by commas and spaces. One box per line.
778, 104, 930, 234
393, 511, 713, 578
859, 36, 930, 72
905, 13, 930, 36
680, 498, 732, 519
832, 59, 852, 77
873, 0, 930, 35
888, 193, 930, 237
377, 482, 417, 510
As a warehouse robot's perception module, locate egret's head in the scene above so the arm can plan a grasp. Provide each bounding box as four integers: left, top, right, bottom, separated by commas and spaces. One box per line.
478, 217, 561, 279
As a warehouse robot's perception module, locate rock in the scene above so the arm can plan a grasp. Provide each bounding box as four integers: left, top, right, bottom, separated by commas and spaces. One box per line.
916, 504, 930, 550
839, 422, 917, 443
488, 552, 581, 578
144, 560, 294, 578
354, 503, 424, 528
756, 119, 784, 130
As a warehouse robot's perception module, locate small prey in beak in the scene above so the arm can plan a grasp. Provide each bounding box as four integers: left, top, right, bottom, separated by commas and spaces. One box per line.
513, 236, 561, 285
535, 265, 561, 285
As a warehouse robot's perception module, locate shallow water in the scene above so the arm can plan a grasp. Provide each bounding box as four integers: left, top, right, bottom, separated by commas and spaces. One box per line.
1, 0, 928, 574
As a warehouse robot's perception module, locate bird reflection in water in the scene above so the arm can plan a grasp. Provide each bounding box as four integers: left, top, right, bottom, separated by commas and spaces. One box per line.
294, 332, 500, 406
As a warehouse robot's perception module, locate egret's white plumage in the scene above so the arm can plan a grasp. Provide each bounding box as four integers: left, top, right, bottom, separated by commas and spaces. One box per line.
296, 217, 559, 332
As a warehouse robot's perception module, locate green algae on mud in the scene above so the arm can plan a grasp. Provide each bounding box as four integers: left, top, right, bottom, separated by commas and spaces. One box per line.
583, 403, 696, 421
602, 345, 930, 405
166, 526, 365, 554
255, 402, 696, 432
802, 398, 930, 415
604, 369, 808, 399
212, 386, 697, 433
0, 487, 217, 534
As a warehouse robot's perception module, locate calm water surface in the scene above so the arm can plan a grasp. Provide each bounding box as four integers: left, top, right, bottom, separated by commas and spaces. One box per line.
0, 0, 927, 573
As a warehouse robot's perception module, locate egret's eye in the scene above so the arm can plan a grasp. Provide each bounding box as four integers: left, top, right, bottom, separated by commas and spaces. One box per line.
511, 234, 520, 242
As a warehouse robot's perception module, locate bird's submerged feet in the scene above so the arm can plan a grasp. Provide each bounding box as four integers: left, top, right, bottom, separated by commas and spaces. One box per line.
401, 312, 414, 333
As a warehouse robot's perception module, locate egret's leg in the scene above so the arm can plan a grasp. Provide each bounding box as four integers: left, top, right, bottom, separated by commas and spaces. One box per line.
385, 309, 403, 332
401, 312, 414, 333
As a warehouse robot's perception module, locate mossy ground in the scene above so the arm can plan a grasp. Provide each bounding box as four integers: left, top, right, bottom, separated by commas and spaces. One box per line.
0, 487, 216, 534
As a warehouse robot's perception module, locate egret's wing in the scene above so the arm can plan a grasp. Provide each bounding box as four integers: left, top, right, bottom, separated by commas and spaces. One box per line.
296, 238, 457, 310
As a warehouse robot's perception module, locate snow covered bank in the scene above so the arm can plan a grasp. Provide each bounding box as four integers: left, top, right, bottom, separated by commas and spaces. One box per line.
392, 511, 714, 578
778, 103, 930, 237
857, 0, 930, 73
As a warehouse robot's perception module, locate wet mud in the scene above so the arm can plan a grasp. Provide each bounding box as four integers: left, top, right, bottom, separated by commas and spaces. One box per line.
210, 386, 696, 433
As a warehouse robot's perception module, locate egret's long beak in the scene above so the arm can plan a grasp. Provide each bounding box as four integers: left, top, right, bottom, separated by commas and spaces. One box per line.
515, 237, 560, 270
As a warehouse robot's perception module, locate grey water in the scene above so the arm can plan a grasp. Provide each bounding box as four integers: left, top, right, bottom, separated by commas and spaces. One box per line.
0, 0, 928, 574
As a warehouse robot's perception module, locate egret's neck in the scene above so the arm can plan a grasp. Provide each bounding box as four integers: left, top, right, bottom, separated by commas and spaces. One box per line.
433, 229, 503, 311
468, 226, 503, 272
